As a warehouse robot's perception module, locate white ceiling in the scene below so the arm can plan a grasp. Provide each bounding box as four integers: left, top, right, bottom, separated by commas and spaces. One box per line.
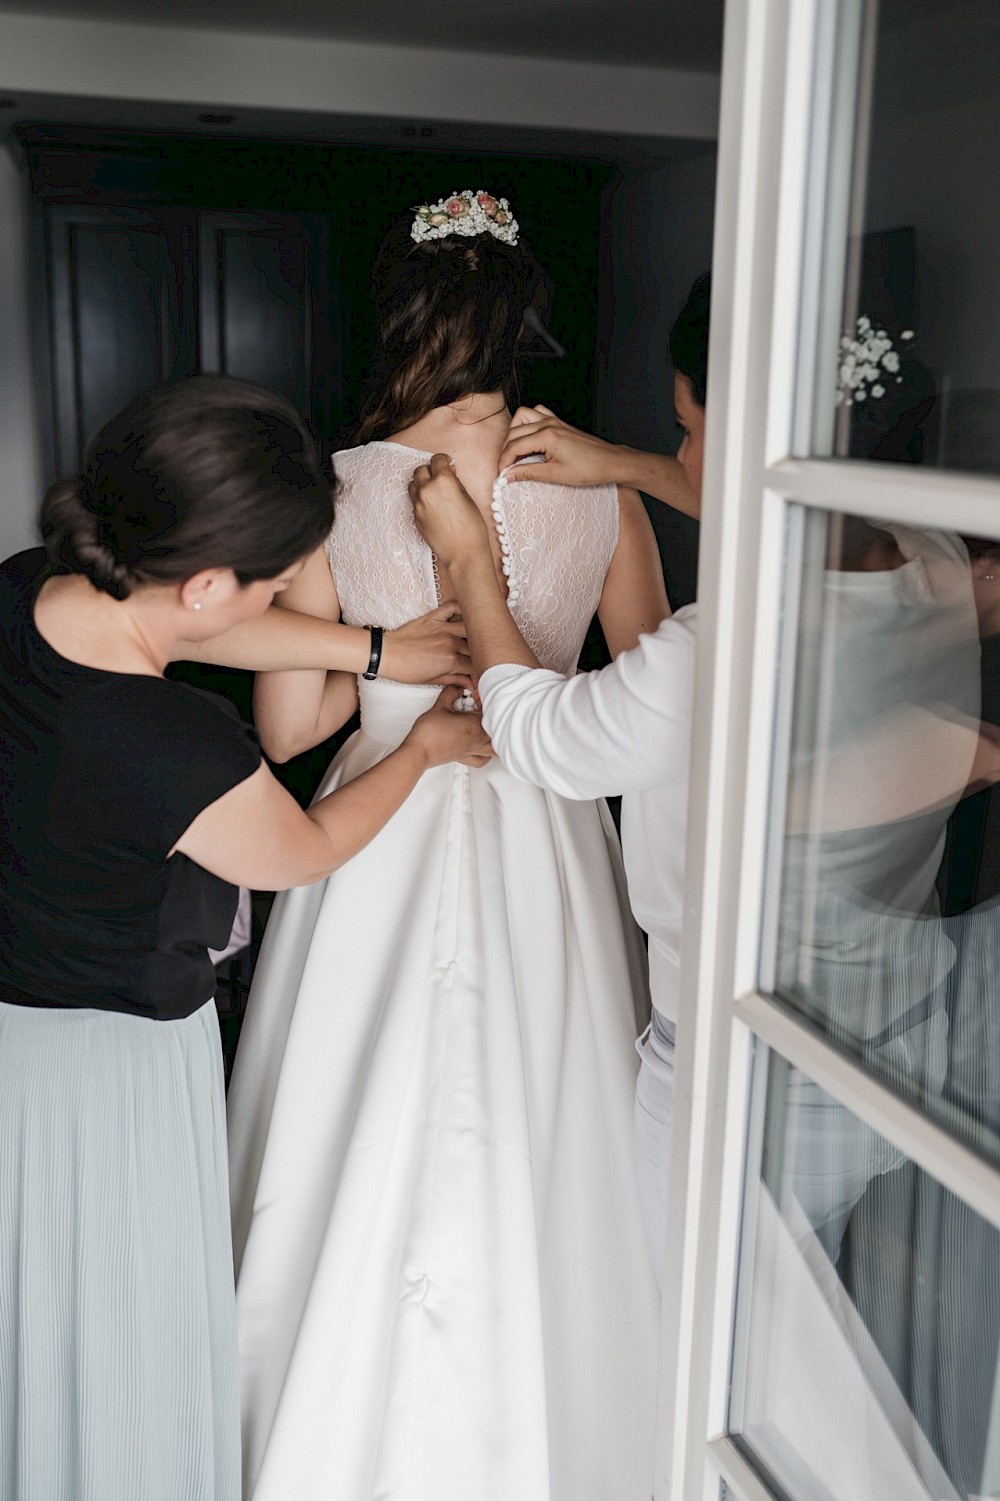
0, 0, 725, 70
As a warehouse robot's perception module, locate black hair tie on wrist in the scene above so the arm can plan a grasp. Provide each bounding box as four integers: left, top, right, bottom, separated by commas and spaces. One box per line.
363, 626, 384, 681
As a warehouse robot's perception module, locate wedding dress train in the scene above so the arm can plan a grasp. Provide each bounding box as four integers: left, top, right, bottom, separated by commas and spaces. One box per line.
227, 442, 659, 1500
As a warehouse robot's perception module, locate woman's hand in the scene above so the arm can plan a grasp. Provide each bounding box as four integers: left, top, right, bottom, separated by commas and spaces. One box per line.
177, 689, 492, 890
382, 601, 473, 687
498, 405, 700, 518
409, 453, 493, 572
498, 405, 623, 486
404, 686, 494, 769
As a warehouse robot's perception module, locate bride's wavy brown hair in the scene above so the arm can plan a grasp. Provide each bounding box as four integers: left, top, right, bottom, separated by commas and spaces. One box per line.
352, 217, 544, 444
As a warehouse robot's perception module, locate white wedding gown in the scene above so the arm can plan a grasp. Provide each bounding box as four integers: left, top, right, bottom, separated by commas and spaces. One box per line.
227, 441, 659, 1501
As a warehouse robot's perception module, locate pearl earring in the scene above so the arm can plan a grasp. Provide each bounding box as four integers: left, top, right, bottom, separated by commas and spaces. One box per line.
192, 601, 203, 611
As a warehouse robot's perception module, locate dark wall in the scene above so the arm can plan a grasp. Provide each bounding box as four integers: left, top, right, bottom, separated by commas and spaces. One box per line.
23, 126, 618, 468
598, 149, 716, 609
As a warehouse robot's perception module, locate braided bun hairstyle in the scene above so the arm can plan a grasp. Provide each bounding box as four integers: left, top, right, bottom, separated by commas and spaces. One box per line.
353, 216, 544, 444
41, 476, 135, 599
40, 376, 334, 599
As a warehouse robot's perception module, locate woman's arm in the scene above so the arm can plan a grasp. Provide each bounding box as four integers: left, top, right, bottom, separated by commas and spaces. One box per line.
173, 603, 372, 673
252, 551, 473, 762
252, 547, 354, 763
174, 688, 493, 889
266, 670, 360, 764
173, 550, 471, 687
597, 487, 672, 657
409, 456, 540, 682
480, 614, 697, 798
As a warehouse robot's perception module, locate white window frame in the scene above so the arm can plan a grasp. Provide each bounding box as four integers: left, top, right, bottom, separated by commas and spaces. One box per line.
653, 2, 1000, 1498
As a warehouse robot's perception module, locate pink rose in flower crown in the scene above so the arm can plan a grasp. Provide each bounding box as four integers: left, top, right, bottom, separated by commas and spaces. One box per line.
410, 189, 519, 246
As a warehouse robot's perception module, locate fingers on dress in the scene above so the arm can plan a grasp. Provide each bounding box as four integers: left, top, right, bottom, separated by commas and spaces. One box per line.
226, 442, 659, 1501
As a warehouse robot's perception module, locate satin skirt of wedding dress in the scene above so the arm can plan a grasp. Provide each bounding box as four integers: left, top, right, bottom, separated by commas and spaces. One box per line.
227, 681, 659, 1501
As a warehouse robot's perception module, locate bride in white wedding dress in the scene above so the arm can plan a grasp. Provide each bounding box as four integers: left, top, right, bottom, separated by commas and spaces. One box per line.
226, 191, 669, 1501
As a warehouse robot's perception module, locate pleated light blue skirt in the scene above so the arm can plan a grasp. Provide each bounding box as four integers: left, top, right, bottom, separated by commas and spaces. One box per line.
0, 997, 240, 1501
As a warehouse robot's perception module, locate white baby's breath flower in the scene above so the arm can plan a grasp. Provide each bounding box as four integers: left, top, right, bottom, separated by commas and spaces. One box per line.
835, 316, 914, 408
410, 188, 519, 246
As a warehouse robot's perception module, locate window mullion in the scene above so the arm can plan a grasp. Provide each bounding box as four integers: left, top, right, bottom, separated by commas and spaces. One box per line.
709, 1437, 786, 1501
765, 454, 1000, 531
734, 989, 1000, 1236
655, 0, 814, 1491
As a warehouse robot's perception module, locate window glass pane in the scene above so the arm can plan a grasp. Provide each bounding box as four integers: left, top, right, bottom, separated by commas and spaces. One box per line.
808, 0, 1000, 475
730, 1043, 1000, 1501
774, 507, 1000, 1165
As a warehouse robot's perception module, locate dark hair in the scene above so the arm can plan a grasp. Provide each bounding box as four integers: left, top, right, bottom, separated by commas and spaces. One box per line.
353, 216, 544, 444
670, 272, 711, 408
40, 376, 334, 600
961, 535, 1000, 562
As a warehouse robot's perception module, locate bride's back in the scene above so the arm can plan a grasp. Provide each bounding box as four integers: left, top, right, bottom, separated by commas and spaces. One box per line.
328, 195, 619, 677
327, 435, 618, 678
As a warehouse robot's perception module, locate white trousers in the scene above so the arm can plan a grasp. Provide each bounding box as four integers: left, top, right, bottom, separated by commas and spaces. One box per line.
633, 1011, 676, 1286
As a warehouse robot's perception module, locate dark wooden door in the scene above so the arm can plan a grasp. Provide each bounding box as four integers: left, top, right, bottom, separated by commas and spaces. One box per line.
43, 201, 339, 476
198, 210, 340, 428
46, 203, 194, 474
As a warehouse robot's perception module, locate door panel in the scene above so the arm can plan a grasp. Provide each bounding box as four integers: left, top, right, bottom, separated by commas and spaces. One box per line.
659, 1, 1000, 1497
47, 204, 185, 471
198, 211, 338, 431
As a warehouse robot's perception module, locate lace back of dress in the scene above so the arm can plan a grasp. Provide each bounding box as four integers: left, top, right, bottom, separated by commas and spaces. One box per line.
492, 468, 619, 674
327, 444, 619, 677
326, 446, 439, 633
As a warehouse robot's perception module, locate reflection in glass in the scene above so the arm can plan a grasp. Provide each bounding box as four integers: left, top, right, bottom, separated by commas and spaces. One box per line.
811, 0, 1000, 476
731, 1047, 1000, 1501
775, 507, 1000, 1169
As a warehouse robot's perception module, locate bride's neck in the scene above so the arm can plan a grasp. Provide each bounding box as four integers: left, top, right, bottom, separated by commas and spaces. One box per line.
392, 392, 510, 451
442, 392, 509, 426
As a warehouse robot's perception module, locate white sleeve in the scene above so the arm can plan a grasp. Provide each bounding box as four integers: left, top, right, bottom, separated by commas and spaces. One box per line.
479, 611, 697, 801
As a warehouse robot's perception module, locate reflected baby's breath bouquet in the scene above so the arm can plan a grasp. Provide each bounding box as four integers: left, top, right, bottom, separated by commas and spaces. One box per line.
836, 316, 915, 407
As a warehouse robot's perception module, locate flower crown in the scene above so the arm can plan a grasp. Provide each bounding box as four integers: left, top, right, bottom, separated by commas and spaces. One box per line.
411, 189, 519, 247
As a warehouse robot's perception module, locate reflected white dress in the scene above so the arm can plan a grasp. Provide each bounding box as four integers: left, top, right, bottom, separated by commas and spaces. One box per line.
227, 442, 659, 1501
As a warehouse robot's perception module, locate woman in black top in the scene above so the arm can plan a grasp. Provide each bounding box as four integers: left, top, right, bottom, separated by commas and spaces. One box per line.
0, 375, 490, 1501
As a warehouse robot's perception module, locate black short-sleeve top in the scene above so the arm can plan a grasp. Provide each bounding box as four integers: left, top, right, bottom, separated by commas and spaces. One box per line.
0, 549, 262, 1020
